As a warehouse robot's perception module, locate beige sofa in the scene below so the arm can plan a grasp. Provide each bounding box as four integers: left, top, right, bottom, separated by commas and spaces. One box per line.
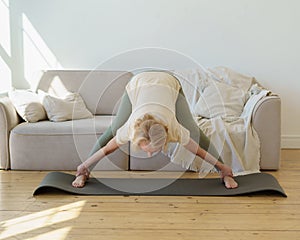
0, 70, 281, 171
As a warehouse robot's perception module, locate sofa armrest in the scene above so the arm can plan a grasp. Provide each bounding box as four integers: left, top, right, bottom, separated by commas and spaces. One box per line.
0, 96, 21, 169
252, 95, 281, 170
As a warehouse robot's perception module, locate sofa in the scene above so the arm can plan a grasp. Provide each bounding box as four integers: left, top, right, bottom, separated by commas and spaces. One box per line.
0, 70, 281, 171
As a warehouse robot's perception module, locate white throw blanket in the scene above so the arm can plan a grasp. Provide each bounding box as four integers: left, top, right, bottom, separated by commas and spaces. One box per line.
173, 67, 270, 176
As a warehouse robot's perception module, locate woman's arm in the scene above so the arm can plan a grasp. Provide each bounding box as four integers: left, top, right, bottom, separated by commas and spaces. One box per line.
183, 138, 233, 178
76, 137, 120, 176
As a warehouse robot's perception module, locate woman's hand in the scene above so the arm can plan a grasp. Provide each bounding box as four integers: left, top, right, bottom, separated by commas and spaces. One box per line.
218, 163, 234, 178
217, 163, 238, 188
76, 164, 90, 177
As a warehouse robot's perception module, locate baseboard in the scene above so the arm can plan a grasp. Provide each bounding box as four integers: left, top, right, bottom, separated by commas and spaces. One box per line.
281, 135, 300, 149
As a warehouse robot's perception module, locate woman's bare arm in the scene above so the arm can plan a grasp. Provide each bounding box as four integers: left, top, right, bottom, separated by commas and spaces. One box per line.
183, 138, 233, 177
76, 137, 120, 176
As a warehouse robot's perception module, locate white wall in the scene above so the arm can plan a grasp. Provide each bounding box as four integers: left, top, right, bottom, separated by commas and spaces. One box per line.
2, 0, 300, 148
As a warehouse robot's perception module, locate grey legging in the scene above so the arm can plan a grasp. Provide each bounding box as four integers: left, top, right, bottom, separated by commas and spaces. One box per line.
89, 86, 223, 168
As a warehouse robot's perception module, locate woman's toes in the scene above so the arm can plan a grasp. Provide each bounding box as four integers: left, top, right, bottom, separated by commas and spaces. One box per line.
72, 175, 87, 188
223, 176, 238, 189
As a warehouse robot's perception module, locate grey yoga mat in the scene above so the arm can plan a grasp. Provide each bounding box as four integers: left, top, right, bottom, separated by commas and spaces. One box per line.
33, 172, 287, 197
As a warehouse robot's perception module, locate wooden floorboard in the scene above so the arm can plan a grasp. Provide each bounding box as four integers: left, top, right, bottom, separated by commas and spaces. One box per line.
0, 149, 299, 240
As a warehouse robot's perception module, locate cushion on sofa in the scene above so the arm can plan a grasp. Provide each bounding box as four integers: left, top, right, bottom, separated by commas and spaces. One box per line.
191, 66, 256, 119
194, 79, 248, 118
38, 90, 93, 122
8, 90, 47, 122
9, 115, 129, 170
11, 115, 114, 135
35, 70, 133, 115
208, 66, 255, 92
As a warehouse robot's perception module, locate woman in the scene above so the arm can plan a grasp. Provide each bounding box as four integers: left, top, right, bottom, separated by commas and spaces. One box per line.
72, 71, 238, 189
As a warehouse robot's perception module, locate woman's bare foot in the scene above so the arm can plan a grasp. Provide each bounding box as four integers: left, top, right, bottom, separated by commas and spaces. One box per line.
223, 176, 238, 189
72, 175, 88, 188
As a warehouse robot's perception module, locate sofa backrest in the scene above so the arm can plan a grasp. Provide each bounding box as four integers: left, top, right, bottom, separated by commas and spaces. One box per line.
35, 70, 133, 115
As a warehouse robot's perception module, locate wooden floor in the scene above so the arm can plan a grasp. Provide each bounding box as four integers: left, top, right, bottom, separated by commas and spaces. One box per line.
0, 149, 299, 240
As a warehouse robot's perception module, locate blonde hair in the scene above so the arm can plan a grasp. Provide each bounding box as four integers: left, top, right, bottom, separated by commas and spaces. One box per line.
132, 114, 169, 151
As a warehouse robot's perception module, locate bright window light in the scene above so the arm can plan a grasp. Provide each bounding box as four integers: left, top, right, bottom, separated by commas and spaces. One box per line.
22, 13, 62, 82
0, 0, 11, 57
48, 76, 69, 97
0, 56, 12, 93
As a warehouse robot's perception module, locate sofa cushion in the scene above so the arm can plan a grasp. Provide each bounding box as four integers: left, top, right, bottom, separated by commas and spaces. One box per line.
38, 90, 93, 122
194, 66, 254, 119
8, 89, 47, 122
209, 66, 255, 92
35, 70, 133, 115
194, 79, 248, 118
11, 116, 113, 135
10, 116, 129, 170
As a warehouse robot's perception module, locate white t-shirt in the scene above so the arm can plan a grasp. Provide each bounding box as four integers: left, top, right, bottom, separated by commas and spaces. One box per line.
116, 71, 190, 146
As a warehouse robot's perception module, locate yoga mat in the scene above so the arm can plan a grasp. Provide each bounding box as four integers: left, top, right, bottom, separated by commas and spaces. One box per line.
33, 172, 287, 197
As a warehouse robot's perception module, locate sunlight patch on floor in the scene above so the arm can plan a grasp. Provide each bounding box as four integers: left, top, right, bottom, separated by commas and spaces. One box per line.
0, 200, 86, 239
24, 227, 73, 240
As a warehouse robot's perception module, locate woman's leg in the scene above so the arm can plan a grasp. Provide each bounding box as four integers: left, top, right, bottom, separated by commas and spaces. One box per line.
73, 91, 132, 187
174, 85, 238, 188
175, 88, 223, 164
88, 92, 132, 156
